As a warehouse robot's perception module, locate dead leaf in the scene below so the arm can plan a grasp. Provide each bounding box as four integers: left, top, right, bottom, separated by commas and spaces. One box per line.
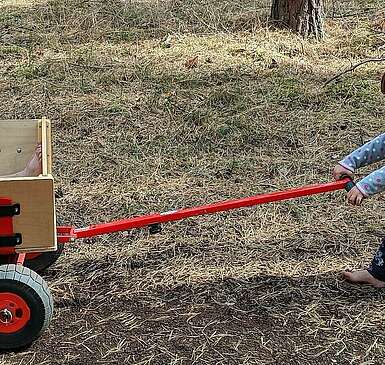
230, 48, 246, 56
185, 56, 199, 69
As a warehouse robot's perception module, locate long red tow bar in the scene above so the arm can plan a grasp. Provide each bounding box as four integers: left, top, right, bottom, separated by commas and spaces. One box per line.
57, 178, 354, 243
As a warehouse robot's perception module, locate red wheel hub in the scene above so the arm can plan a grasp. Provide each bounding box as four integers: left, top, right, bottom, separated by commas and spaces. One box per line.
0, 293, 31, 333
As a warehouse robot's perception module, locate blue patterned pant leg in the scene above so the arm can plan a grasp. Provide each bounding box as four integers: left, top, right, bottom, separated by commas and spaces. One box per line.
368, 237, 385, 281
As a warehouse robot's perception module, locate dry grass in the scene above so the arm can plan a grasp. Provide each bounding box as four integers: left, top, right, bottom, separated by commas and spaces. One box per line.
1, 0, 385, 364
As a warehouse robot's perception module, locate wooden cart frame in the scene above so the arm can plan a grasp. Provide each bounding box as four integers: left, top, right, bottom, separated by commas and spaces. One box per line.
0, 118, 56, 253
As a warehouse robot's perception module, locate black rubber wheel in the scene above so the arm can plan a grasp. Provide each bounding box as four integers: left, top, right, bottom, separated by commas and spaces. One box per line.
0, 243, 65, 274
24, 243, 65, 273
0, 256, 8, 266
0, 264, 53, 350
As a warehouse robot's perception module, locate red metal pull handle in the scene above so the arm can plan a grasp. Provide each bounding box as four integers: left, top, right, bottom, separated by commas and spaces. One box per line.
73, 178, 352, 239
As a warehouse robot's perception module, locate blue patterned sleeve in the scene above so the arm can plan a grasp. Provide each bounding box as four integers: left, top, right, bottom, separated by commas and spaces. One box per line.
339, 133, 385, 196
355, 167, 385, 196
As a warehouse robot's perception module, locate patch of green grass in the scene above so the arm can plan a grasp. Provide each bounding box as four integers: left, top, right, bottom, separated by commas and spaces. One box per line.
106, 29, 150, 42
325, 77, 379, 106
12, 63, 49, 79
206, 87, 239, 109
104, 101, 131, 116
0, 45, 24, 58
0, 11, 22, 26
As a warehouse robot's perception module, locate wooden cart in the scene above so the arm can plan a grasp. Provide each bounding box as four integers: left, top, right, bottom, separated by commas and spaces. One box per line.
0, 118, 56, 349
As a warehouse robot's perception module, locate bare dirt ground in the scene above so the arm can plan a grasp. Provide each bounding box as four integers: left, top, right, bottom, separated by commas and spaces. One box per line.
1, 0, 385, 363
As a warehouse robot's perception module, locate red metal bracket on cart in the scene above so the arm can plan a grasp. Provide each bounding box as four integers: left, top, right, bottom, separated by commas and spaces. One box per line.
57, 226, 77, 244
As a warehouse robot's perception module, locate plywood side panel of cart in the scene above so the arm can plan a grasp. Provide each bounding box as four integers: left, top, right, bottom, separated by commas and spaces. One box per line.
0, 177, 56, 252
0, 119, 52, 176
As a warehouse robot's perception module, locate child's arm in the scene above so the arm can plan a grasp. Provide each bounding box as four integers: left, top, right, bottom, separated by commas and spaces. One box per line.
339, 133, 385, 172
334, 133, 385, 200
354, 166, 385, 197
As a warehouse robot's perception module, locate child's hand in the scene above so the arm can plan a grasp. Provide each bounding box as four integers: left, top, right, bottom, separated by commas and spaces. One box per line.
347, 186, 364, 206
332, 164, 354, 180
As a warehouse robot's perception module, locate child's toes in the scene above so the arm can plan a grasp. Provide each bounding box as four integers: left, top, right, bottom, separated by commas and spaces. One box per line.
342, 271, 354, 281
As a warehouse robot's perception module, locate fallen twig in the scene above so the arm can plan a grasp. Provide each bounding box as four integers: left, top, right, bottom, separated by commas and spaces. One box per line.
327, 7, 378, 19
324, 57, 385, 87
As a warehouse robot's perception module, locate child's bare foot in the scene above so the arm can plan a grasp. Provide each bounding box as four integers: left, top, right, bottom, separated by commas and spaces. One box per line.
342, 270, 385, 288
22, 144, 42, 176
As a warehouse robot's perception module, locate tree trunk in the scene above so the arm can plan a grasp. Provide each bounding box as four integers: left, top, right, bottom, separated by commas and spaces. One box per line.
270, 0, 324, 40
